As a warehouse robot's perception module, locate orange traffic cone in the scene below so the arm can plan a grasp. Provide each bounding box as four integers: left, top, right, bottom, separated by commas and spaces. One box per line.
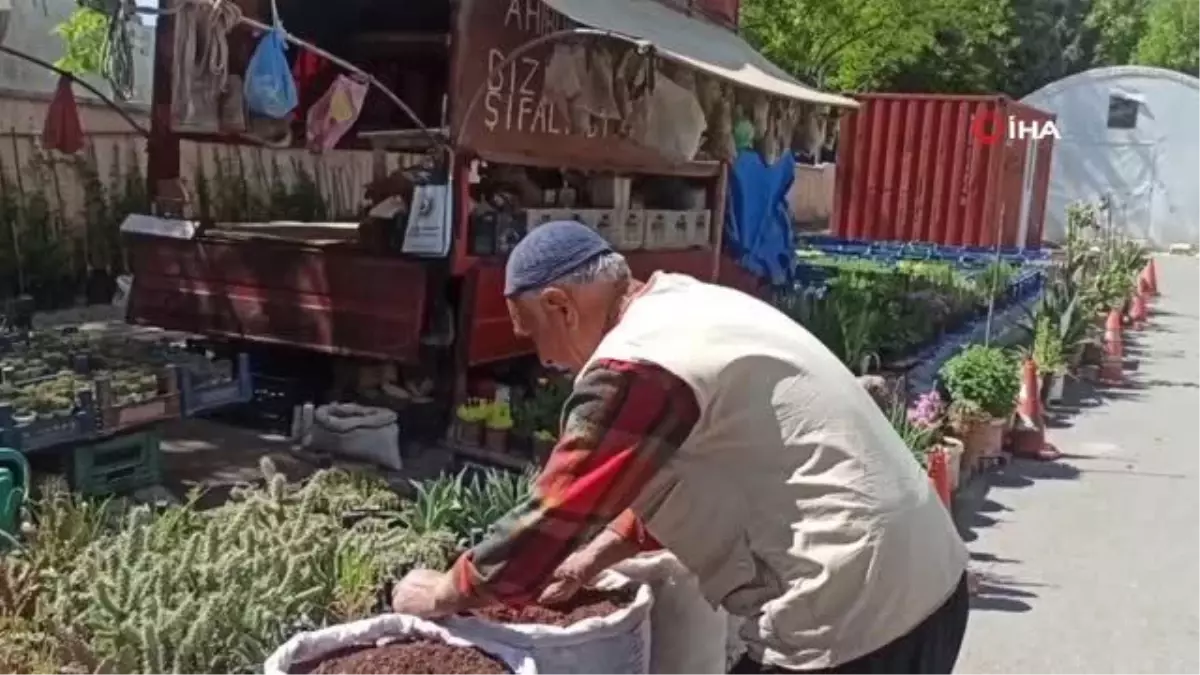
1146, 258, 1160, 296
1130, 291, 1147, 330
1099, 309, 1124, 385
1011, 359, 1062, 461
927, 449, 952, 508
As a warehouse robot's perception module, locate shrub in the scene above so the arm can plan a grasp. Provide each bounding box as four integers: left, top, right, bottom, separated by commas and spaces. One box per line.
940, 345, 1020, 419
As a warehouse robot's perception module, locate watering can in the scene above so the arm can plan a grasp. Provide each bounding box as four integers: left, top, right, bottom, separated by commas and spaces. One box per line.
0, 447, 30, 539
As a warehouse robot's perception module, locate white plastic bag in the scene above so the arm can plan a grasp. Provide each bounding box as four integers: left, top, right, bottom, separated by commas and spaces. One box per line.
444, 571, 652, 674
264, 614, 537, 674
612, 552, 729, 674
309, 403, 401, 471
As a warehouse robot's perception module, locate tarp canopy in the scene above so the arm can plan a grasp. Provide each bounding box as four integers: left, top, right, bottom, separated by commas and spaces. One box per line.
541, 0, 858, 109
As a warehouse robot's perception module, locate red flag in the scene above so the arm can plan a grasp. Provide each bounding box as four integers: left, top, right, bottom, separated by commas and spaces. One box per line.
42, 75, 84, 154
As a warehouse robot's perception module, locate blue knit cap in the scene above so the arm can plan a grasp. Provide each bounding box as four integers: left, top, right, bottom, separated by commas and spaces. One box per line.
504, 220, 613, 297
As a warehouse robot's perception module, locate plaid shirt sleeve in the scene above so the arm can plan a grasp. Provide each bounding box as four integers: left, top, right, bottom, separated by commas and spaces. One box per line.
450, 358, 699, 605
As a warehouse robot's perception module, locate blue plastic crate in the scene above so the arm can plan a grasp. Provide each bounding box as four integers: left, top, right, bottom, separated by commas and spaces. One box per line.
0, 404, 95, 454
178, 353, 253, 417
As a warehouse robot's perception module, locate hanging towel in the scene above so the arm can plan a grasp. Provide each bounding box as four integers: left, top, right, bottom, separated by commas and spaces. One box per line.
724, 149, 797, 287
42, 75, 84, 154
306, 75, 369, 152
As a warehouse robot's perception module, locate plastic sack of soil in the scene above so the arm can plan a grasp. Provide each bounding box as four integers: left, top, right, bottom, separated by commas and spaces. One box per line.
611, 552, 729, 673
263, 614, 537, 674
442, 570, 652, 674
308, 403, 402, 471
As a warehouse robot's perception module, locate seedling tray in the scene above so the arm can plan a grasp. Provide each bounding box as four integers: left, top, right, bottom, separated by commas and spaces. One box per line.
178, 353, 253, 416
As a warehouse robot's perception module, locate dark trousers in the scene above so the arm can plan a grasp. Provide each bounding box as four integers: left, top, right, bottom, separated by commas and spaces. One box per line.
732, 573, 970, 674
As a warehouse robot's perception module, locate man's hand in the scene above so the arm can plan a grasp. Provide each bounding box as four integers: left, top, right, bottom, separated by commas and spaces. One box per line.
390, 569, 463, 618
537, 527, 642, 605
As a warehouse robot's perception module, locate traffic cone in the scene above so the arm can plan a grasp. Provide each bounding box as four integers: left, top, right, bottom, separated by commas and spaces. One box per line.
1099, 309, 1124, 385
1146, 258, 1160, 296
1130, 291, 1147, 331
927, 449, 952, 508
1011, 359, 1062, 461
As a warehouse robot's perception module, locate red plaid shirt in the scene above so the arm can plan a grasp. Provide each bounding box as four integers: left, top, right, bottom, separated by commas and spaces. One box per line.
451, 358, 699, 604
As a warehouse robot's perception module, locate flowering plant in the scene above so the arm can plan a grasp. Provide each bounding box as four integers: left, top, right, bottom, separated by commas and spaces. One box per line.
908, 390, 946, 430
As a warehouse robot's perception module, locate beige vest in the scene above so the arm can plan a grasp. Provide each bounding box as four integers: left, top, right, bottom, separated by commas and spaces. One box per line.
584, 273, 968, 669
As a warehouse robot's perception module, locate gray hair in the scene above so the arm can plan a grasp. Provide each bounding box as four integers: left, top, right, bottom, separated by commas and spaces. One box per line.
519, 251, 631, 297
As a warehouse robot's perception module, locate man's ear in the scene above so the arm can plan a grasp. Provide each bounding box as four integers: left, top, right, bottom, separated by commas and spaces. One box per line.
539, 287, 579, 328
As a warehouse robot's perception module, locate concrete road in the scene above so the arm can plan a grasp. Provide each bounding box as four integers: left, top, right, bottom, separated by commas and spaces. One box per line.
957, 255, 1200, 674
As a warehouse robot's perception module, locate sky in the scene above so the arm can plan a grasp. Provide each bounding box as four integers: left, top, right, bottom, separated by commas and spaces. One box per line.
136, 0, 158, 26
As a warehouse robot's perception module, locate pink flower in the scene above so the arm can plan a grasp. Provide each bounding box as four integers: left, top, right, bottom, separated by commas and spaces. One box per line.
909, 390, 945, 429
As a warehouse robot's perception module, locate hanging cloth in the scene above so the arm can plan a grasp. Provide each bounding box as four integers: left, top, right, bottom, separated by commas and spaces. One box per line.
244, 0, 298, 119
724, 149, 797, 287
42, 75, 85, 154
306, 74, 369, 152
292, 49, 326, 104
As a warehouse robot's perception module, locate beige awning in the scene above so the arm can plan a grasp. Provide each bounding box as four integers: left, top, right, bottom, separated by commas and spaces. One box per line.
541, 0, 858, 109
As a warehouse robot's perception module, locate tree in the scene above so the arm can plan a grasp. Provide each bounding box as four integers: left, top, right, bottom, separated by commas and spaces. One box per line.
999, 0, 1096, 96
1135, 0, 1199, 75
1085, 0, 1150, 66
53, 6, 110, 77
880, 0, 1012, 93
740, 0, 993, 92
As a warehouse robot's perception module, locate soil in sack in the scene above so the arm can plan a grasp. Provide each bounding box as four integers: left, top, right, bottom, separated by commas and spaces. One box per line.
293, 637, 510, 674
468, 587, 635, 626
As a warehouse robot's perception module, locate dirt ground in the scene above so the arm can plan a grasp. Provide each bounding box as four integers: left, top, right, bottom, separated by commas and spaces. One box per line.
157, 418, 456, 508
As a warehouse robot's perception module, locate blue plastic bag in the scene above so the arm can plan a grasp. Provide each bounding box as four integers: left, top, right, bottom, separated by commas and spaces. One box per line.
244, 22, 297, 119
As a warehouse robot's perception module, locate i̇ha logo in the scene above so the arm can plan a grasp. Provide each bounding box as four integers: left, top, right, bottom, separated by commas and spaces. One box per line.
970, 110, 1060, 145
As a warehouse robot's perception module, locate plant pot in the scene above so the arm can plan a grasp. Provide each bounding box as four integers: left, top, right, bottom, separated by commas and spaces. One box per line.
1042, 373, 1065, 404
957, 416, 1007, 466
12, 412, 36, 427
484, 427, 509, 455
940, 437, 965, 492
451, 418, 484, 447
54, 406, 74, 418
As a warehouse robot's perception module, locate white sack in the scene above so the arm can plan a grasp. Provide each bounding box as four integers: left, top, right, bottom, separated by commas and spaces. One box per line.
443, 570, 652, 674
309, 402, 402, 471
264, 614, 537, 674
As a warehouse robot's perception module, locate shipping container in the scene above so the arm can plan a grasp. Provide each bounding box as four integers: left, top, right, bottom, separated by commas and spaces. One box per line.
832, 94, 1056, 249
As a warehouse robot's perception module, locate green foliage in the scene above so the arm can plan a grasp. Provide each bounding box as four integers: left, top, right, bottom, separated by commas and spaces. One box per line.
1086, 0, 1151, 66
1031, 314, 1067, 375
399, 467, 536, 549
740, 0, 992, 91
1135, 0, 1200, 75
774, 256, 987, 371
53, 7, 110, 77
0, 461, 464, 674
885, 403, 940, 468
940, 344, 1021, 419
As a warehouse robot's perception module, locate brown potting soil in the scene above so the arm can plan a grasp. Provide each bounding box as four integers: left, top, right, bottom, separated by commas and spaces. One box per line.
468, 587, 634, 626
292, 638, 510, 675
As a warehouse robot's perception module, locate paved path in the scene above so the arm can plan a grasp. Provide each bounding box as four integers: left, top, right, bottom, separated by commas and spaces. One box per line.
957, 256, 1200, 674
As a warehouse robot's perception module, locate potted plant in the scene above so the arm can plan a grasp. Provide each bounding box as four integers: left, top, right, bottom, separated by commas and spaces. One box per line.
531, 429, 556, 463
1032, 315, 1068, 403
940, 345, 1020, 461
10, 394, 36, 427
484, 401, 514, 455
886, 400, 939, 470
451, 399, 489, 447
908, 390, 965, 491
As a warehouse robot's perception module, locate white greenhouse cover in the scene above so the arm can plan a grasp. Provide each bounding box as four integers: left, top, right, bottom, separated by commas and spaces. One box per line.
1023, 66, 1200, 249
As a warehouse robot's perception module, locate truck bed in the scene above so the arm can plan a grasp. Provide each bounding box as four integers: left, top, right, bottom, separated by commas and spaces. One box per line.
126, 231, 428, 362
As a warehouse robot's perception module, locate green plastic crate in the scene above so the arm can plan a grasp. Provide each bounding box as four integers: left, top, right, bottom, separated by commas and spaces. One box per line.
70, 429, 163, 497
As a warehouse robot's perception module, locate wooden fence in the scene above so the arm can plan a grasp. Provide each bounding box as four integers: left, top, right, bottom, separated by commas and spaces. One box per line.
0, 96, 422, 309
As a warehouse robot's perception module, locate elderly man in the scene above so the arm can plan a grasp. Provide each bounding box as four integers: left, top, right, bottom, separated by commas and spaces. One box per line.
392, 220, 970, 674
